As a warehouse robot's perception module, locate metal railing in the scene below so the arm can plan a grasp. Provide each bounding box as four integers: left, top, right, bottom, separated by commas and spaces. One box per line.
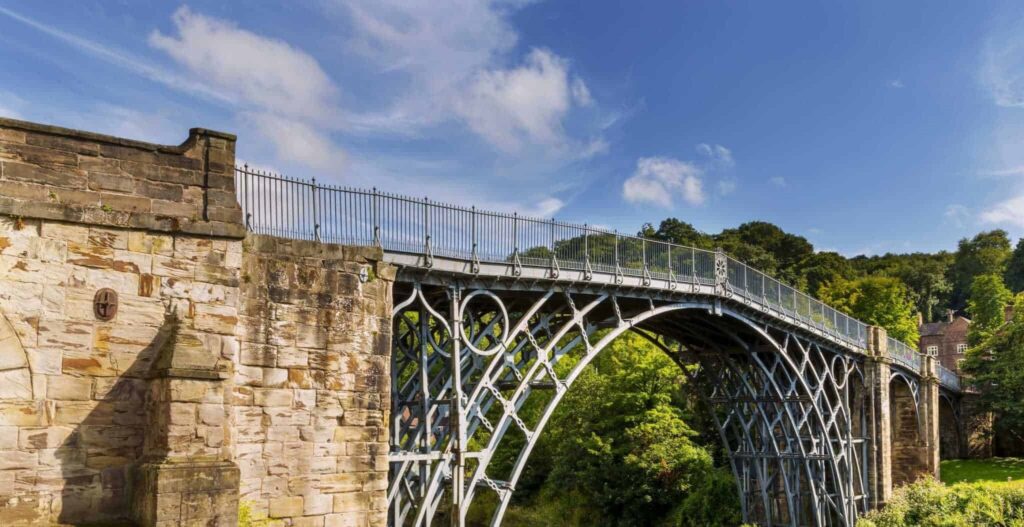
887, 337, 922, 372
234, 165, 959, 390
938, 364, 960, 391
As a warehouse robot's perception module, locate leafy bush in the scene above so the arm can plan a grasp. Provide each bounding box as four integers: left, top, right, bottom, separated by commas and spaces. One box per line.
857, 478, 1024, 527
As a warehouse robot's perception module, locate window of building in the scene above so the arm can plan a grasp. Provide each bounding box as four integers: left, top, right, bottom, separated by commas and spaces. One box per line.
956, 343, 967, 354
927, 345, 938, 356
957, 358, 966, 370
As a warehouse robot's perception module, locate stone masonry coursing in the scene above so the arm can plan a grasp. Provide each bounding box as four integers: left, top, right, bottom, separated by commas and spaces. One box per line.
0, 117, 393, 526
235, 236, 392, 526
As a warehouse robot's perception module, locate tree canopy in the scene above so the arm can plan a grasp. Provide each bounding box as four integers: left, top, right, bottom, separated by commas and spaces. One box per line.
818, 276, 920, 343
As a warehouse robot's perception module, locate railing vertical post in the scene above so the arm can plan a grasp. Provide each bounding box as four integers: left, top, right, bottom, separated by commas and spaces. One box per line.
470, 206, 479, 273
424, 196, 433, 267
372, 187, 381, 247
583, 225, 592, 279
311, 177, 320, 242
242, 165, 252, 230
512, 212, 521, 276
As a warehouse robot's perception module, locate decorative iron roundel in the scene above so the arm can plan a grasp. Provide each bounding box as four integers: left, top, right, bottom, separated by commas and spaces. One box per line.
93, 288, 118, 321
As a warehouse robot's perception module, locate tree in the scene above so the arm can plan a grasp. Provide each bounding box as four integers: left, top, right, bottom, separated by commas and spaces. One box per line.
797, 251, 858, 296
966, 274, 1013, 347
501, 332, 734, 526
818, 276, 920, 343
641, 218, 714, 249
948, 230, 1012, 311
715, 222, 814, 285
1006, 238, 1024, 293
961, 293, 1024, 447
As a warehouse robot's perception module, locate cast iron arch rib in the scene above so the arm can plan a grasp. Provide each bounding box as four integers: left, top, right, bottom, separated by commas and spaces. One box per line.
388, 282, 871, 527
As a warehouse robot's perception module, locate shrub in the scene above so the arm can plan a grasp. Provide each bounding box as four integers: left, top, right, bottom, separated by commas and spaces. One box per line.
858, 478, 1024, 527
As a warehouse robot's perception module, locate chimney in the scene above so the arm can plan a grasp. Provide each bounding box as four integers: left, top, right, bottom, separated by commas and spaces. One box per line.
947, 309, 954, 323
916, 312, 924, 327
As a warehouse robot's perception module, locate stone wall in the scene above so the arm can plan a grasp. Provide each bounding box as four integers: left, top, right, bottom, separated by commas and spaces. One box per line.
234, 236, 392, 526
0, 117, 394, 526
0, 117, 245, 525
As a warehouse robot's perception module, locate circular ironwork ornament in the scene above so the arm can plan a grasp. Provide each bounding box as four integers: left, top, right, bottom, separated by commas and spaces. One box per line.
93, 288, 118, 321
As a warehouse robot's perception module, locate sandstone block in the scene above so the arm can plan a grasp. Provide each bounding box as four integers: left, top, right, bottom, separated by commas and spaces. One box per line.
269, 496, 304, 518
254, 388, 293, 407
46, 375, 92, 400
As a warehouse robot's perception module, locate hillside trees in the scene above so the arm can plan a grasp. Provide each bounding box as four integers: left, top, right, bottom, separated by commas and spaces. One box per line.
1007, 239, 1024, 293
948, 230, 1012, 311
818, 276, 920, 343
967, 274, 1013, 346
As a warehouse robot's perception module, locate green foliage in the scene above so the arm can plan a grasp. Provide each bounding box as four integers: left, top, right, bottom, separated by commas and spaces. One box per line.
857, 478, 1024, 527
967, 274, 1013, 346
819, 276, 920, 343
501, 333, 736, 526
798, 251, 856, 296
948, 230, 1012, 311
1007, 239, 1024, 294
962, 294, 1024, 446
941, 458, 1024, 486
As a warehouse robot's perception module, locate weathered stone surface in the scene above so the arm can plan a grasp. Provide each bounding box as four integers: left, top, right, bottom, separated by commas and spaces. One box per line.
0, 119, 397, 526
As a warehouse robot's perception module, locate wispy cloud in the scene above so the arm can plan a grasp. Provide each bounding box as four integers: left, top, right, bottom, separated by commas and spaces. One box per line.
977, 165, 1024, 177
0, 5, 230, 104
148, 7, 347, 169
769, 176, 787, 187
696, 143, 734, 169
888, 79, 905, 88
945, 204, 970, 228
981, 22, 1024, 108
623, 157, 705, 207
979, 195, 1024, 228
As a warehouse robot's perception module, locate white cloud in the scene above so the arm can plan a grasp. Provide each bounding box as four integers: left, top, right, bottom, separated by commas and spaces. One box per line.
571, 77, 593, 107
623, 157, 705, 207
149, 7, 339, 123
147, 7, 346, 171
457, 48, 586, 152
769, 176, 787, 187
245, 113, 346, 170
696, 143, 734, 169
979, 195, 1024, 228
889, 79, 905, 88
334, 1, 601, 155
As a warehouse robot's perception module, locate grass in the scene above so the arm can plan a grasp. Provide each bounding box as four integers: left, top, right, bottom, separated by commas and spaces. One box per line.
941, 457, 1024, 488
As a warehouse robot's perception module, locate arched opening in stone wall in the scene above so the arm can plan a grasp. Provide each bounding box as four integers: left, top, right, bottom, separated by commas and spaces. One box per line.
938, 394, 962, 460
889, 374, 925, 486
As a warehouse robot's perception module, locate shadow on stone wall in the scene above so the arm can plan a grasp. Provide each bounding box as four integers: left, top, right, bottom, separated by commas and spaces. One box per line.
53, 314, 175, 525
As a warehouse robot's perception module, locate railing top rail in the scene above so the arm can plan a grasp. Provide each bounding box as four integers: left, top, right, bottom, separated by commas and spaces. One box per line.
234, 165, 949, 384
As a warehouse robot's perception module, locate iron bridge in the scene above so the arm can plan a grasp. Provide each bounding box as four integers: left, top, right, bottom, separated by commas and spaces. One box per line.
235, 167, 962, 527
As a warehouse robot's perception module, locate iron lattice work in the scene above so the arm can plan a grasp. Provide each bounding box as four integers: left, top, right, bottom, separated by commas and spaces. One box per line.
388, 279, 872, 527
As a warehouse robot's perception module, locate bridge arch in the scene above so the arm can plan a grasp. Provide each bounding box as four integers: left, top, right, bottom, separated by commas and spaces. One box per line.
388, 281, 871, 527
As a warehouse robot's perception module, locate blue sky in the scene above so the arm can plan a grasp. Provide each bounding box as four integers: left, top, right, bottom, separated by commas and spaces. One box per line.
2, 1, 1024, 256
